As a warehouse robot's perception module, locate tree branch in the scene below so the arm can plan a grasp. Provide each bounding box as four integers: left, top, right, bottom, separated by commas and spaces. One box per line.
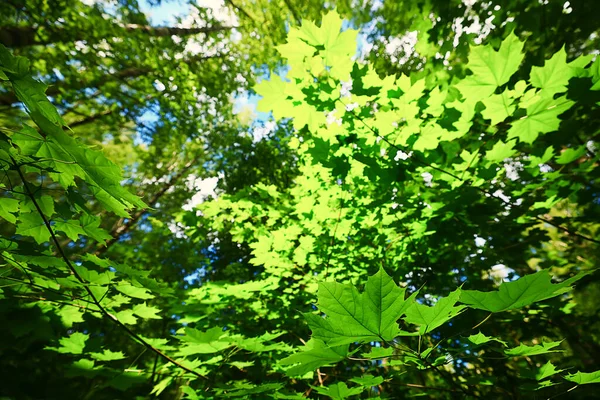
0, 24, 235, 48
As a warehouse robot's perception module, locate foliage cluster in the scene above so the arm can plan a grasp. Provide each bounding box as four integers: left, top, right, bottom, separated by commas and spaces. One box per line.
0, 1, 599, 399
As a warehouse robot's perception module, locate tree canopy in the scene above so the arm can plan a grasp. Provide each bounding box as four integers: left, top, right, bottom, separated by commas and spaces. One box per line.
0, 0, 599, 399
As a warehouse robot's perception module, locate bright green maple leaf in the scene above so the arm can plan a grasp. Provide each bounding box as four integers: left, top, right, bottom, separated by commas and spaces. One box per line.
10, 126, 79, 187
288, 102, 327, 132
18, 194, 54, 218
54, 219, 86, 241
565, 370, 600, 385
467, 332, 507, 347
90, 349, 126, 361
276, 39, 315, 71
320, 10, 344, 49
361, 346, 394, 359
481, 90, 516, 125
16, 212, 50, 244
279, 338, 348, 377
460, 269, 590, 312
79, 213, 112, 244
46, 332, 89, 354
530, 47, 590, 98
349, 374, 384, 387
229, 361, 254, 370
58, 307, 85, 328
413, 123, 446, 152
505, 340, 563, 357
507, 96, 574, 144
555, 146, 586, 164
219, 383, 283, 398
296, 10, 357, 71
313, 382, 364, 400
255, 75, 290, 119
486, 140, 517, 162
590, 57, 600, 90
0, 197, 19, 224
404, 288, 466, 334
456, 32, 525, 100
176, 327, 232, 355
294, 19, 322, 47
534, 361, 564, 381
132, 302, 161, 319
304, 267, 418, 346
180, 326, 226, 344
116, 284, 154, 300
115, 309, 138, 325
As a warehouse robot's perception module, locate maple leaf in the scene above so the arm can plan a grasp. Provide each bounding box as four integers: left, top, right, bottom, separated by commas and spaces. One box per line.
404, 288, 466, 334
507, 96, 574, 144
460, 269, 590, 313
456, 32, 525, 100
304, 267, 418, 346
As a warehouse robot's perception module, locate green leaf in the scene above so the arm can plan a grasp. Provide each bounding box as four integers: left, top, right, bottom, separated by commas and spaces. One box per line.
0, 197, 19, 224
304, 267, 418, 346
313, 382, 364, 400
486, 140, 517, 162
534, 361, 563, 381
507, 96, 574, 144
361, 346, 394, 359
115, 309, 137, 325
591, 57, 600, 90
132, 302, 161, 319
115, 284, 155, 300
505, 340, 562, 357
565, 370, 600, 385
467, 332, 508, 347
89, 349, 126, 361
54, 219, 86, 241
530, 47, 583, 98
79, 213, 113, 244
180, 326, 225, 343
58, 307, 85, 328
181, 386, 200, 400
456, 32, 525, 100
460, 269, 590, 313
404, 288, 466, 334
255, 75, 290, 120
67, 359, 100, 378
481, 90, 516, 125
413, 123, 446, 152
221, 383, 284, 398
176, 327, 232, 355
16, 212, 50, 244
322, 14, 358, 69
349, 374, 384, 387
229, 361, 254, 370
555, 146, 586, 164
47, 332, 89, 354
279, 339, 348, 377
151, 377, 173, 396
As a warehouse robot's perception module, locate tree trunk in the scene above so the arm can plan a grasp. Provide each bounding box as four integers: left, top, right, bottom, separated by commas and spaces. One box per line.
0, 66, 152, 106
0, 24, 233, 48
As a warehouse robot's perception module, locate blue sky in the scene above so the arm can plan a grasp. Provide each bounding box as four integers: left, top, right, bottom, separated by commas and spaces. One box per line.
139, 0, 188, 25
